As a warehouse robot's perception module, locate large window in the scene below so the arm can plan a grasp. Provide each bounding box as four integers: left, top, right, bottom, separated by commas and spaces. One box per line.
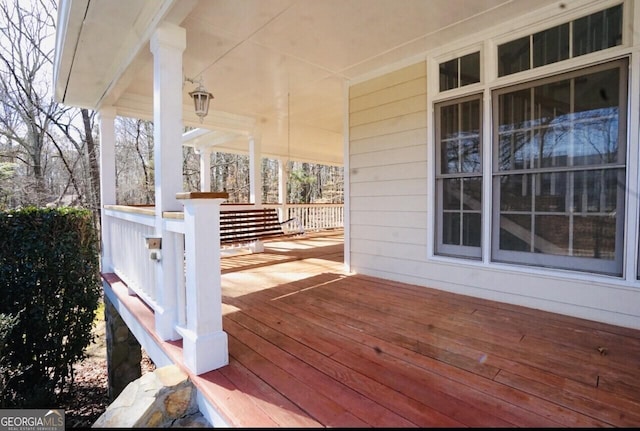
435, 95, 482, 258
492, 60, 627, 275
433, 3, 630, 277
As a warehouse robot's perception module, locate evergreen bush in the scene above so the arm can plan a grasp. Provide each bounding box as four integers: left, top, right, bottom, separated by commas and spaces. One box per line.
0, 207, 101, 407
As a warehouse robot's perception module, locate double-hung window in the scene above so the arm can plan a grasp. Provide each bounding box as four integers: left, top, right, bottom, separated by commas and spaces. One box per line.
492, 60, 627, 275
435, 95, 482, 259
434, 4, 628, 276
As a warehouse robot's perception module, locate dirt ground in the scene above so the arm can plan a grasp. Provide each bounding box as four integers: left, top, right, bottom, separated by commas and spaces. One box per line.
58, 311, 156, 428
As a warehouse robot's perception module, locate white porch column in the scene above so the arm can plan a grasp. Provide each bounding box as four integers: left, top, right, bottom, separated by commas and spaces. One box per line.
249, 134, 262, 206
150, 23, 186, 341
196, 147, 212, 192
176, 192, 229, 374
98, 107, 117, 273
150, 23, 185, 214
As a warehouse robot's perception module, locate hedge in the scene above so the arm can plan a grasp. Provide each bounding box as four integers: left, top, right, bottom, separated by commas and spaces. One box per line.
0, 207, 101, 407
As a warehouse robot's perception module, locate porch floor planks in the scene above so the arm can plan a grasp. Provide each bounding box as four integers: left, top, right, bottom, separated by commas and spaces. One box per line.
324, 276, 640, 424
493, 362, 640, 427
106, 232, 640, 427
222, 269, 568, 426
217, 233, 640, 427
225, 316, 419, 427
215, 357, 322, 427
318, 274, 619, 389
287, 276, 592, 390
268, 292, 596, 428
261, 278, 598, 427
225, 295, 466, 427
226, 329, 368, 427
279, 277, 505, 380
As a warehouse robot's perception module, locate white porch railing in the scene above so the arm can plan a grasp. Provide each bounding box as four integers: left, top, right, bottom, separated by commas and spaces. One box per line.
103, 206, 159, 309
264, 203, 344, 231
102, 192, 229, 375
101, 198, 342, 376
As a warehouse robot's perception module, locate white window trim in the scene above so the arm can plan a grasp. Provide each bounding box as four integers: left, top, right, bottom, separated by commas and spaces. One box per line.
434, 93, 483, 259
427, 0, 640, 283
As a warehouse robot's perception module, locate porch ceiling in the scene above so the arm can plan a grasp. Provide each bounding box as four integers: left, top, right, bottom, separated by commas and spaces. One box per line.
54, 0, 558, 165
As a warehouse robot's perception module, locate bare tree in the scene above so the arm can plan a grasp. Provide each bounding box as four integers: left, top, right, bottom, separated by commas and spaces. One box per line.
0, 0, 99, 216
0, 0, 56, 205
115, 117, 156, 205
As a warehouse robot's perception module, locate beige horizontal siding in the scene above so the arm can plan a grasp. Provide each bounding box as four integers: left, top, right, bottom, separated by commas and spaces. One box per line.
351, 128, 427, 156
350, 224, 427, 246
350, 111, 427, 141
350, 210, 427, 229
349, 60, 429, 286
350, 77, 427, 113
350, 62, 426, 99
350, 145, 426, 169
350, 178, 427, 197
349, 161, 426, 183
350, 94, 426, 127
351, 195, 427, 212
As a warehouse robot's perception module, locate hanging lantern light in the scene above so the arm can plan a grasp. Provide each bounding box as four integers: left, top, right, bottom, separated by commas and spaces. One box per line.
185, 76, 214, 123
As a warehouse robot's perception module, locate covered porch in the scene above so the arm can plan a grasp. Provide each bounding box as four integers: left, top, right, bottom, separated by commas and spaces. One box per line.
104, 231, 640, 427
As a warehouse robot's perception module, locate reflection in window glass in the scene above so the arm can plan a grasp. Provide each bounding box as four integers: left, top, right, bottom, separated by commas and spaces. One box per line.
436, 96, 482, 258
439, 58, 458, 92
573, 4, 623, 57
442, 178, 482, 247
493, 61, 626, 275
533, 24, 569, 68
460, 52, 480, 87
439, 52, 480, 92
498, 36, 530, 77
498, 4, 623, 77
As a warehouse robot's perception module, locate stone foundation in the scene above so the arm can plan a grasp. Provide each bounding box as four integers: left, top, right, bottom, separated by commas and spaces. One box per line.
104, 295, 142, 401
92, 365, 210, 428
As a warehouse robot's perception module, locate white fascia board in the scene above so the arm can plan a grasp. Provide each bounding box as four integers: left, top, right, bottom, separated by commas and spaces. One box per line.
52, 0, 89, 104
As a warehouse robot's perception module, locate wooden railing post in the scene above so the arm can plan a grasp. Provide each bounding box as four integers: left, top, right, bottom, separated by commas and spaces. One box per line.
176, 192, 229, 374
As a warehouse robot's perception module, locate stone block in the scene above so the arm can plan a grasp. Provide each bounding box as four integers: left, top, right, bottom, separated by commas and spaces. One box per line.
93, 364, 206, 428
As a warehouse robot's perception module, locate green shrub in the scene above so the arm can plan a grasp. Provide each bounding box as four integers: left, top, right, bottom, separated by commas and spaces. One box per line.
0, 207, 101, 407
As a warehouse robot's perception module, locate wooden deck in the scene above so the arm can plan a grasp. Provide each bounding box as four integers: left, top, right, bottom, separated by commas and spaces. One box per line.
107, 230, 640, 427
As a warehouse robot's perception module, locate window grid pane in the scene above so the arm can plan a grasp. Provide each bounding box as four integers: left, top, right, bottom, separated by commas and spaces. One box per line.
498, 5, 623, 77
439, 51, 480, 92
498, 36, 530, 77
573, 4, 623, 57
493, 61, 626, 275
439, 58, 458, 92
436, 96, 482, 258
460, 52, 480, 86
533, 24, 570, 68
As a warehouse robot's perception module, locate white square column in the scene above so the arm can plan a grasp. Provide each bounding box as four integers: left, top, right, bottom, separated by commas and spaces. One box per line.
176, 192, 229, 374
98, 107, 117, 273
149, 23, 186, 341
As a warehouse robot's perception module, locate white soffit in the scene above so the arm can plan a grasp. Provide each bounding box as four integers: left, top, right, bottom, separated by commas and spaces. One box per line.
54, 0, 180, 109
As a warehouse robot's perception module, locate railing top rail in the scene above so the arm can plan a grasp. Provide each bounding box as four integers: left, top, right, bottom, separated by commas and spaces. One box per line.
104, 204, 155, 216
163, 211, 184, 220
264, 203, 344, 207
103, 204, 185, 221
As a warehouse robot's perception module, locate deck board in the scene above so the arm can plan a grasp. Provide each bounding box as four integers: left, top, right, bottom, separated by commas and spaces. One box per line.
106, 230, 640, 427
